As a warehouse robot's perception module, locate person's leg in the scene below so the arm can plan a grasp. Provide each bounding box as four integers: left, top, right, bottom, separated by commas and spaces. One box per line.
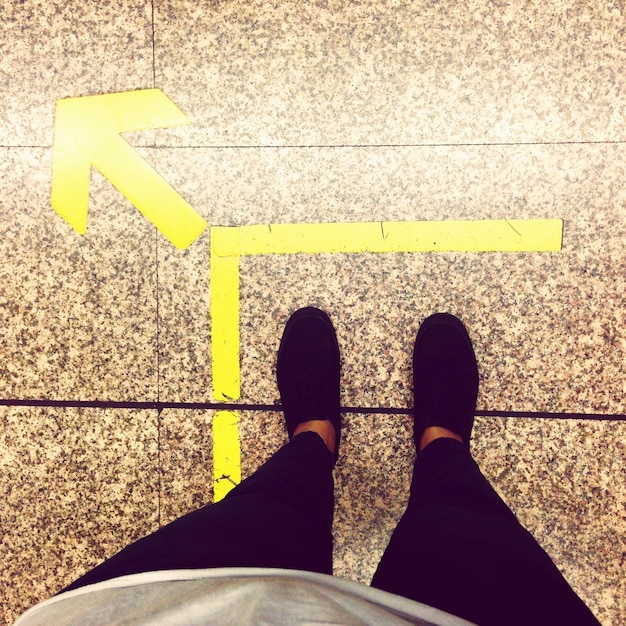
63, 430, 335, 592
373, 434, 600, 625
372, 313, 600, 626
63, 307, 342, 592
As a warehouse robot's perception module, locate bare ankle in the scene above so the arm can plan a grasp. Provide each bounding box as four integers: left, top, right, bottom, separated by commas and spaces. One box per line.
419, 426, 463, 452
293, 420, 336, 455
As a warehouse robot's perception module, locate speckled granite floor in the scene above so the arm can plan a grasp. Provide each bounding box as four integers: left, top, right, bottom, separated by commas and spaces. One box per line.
1, 1, 625, 624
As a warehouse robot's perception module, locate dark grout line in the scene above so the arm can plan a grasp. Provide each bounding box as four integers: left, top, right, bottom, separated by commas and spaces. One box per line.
151, 0, 157, 93
1, 398, 624, 421
474, 410, 626, 421
155, 228, 162, 527
0, 145, 51, 149
163, 140, 626, 149
2, 141, 625, 150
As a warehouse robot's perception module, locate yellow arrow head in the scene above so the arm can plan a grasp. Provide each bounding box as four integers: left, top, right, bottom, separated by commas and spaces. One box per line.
51, 89, 206, 249
51, 120, 91, 234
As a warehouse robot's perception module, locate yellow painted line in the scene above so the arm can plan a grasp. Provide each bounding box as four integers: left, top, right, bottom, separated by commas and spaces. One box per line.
210, 236, 241, 500
210, 218, 563, 500
212, 219, 563, 257
212, 411, 241, 502
210, 237, 241, 402
51, 89, 207, 249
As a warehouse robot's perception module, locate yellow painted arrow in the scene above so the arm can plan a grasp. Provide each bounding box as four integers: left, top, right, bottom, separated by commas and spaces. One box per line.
51, 89, 207, 249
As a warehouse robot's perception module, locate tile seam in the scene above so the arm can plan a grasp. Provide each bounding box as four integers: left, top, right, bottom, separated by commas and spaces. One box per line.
2, 140, 626, 150
0, 399, 623, 421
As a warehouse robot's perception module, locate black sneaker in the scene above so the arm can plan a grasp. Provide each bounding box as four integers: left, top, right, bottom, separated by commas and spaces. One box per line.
412, 313, 479, 450
277, 307, 341, 462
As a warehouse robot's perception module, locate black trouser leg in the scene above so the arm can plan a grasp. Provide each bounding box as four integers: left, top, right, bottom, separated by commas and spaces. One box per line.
63, 432, 334, 592
371, 438, 600, 626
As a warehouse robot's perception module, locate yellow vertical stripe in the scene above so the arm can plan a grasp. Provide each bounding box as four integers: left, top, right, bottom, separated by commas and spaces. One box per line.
210, 243, 241, 402
212, 411, 241, 501
210, 233, 241, 500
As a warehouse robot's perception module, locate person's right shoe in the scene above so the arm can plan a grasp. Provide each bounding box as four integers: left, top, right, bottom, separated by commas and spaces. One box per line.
412, 313, 479, 450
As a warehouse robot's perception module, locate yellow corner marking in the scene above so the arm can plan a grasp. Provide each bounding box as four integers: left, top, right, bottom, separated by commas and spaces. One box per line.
209, 218, 562, 498
51, 89, 207, 249
213, 410, 241, 501
213, 219, 562, 257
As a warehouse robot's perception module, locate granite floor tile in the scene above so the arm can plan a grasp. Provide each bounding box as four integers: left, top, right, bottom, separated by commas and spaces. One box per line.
157, 232, 212, 404
145, 143, 626, 229
0, 148, 158, 401
237, 247, 624, 415
154, 0, 626, 146
154, 143, 625, 406
159, 408, 215, 526
0, 406, 159, 624
0, 0, 154, 147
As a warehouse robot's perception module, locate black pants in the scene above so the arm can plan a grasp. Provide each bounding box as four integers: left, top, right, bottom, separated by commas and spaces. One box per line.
64, 433, 599, 625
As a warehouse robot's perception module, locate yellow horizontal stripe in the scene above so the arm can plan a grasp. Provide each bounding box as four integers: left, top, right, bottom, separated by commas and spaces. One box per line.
212, 219, 562, 257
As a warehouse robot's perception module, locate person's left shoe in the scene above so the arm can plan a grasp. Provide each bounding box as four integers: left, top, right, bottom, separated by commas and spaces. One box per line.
277, 307, 341, 462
